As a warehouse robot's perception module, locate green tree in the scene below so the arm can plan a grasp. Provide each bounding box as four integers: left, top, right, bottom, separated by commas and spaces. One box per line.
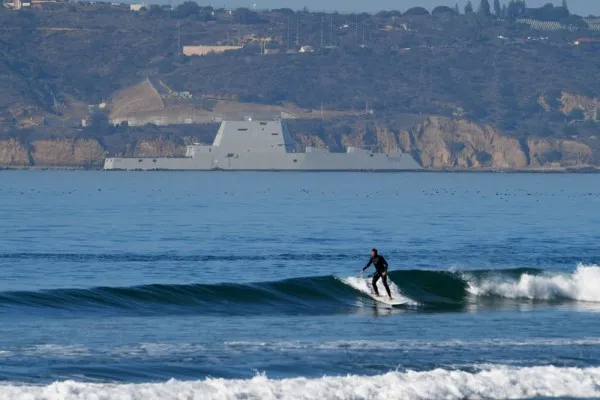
455, 3, 460, 14
173, 1, 200, 18
507, 0, 526, 20
432, 5, 457, 15
478, 0, 491, 16
465, 1, 474, 14
493, 0, 502, 16
562, 0, 569, 12
234, 8, 265, 24
404, 7, 430, 15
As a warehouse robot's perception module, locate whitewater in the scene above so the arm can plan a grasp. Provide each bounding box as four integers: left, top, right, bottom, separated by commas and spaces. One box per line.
466, 264, 600, 302
3, 366, 600, 400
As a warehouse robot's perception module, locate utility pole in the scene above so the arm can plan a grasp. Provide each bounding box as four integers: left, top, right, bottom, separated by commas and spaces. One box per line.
287, 16, 290, 50
320, 16, 323, 47
362, 22, 365, 45
177, 21, 181, 55
330, 16, 333, 46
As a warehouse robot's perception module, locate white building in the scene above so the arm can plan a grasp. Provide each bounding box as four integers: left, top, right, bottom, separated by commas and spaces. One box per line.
299, 45, 314, 53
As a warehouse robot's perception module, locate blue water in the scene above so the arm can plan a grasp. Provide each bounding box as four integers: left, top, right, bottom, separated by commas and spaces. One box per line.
1, 171, 600, 399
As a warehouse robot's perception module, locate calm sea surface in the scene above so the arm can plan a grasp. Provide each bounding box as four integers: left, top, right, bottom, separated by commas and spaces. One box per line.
0, 171, 599, 399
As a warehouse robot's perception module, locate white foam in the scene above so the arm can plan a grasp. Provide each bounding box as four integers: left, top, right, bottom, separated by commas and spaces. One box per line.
4, 337, 599, 362
1, 366, 600, 399
23, 344, 89, 358
112, 343, 207, 358
467, 264, 600, 302
340, 276, 418, 306
224, 337, 600, 351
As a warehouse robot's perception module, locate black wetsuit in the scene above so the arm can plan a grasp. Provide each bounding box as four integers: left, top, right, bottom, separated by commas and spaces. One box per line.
362, 255, 391, 298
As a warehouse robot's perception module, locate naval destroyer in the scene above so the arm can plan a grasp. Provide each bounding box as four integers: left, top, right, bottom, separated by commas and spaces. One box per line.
103, 118, 422, 171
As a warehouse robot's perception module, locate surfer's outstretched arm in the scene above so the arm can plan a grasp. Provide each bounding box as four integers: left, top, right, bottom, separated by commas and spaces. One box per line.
360, 257, 373, 275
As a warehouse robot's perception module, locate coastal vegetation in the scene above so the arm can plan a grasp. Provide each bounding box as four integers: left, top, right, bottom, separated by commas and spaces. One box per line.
0, 0, 599, 167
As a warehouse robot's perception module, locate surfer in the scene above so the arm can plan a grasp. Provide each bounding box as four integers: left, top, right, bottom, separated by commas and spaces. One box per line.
360, 248, 392, 300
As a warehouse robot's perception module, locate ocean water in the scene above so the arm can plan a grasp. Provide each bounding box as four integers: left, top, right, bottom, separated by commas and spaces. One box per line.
1, 171, 600, 399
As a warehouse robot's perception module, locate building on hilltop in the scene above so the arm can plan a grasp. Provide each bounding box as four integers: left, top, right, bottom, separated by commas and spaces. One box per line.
584, 18, 600, 31
3, 0, 30, 10
4, 0, 65, 9
299, 45, 314, 53
129, 3, 144, 11
516, 18, 573, 31
182, 45, 243, 56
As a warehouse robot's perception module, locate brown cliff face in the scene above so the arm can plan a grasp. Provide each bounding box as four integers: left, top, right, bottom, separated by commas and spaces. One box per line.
294, 116, 594, 169
31, 139, 106, 167
560, 92, 599, 121
339, 123, 402, 154
527, 138, 592, 167
402, 117, 529, 168
292, 133, 327, 152
0, 139, 30, 166
130, 138, 186, 157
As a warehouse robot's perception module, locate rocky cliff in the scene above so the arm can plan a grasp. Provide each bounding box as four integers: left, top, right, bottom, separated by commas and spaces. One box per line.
560, 92, 599, 121
294, 116, 594, 169
31, 139, 107, 167
401, 118, 531, 168
0, 138, 106, 168
0, 139, 30, 166
125, 138, 186, 158
0, 116, 596, 170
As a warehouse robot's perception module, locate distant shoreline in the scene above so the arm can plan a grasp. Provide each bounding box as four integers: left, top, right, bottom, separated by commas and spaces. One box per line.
1, 166, 599, 173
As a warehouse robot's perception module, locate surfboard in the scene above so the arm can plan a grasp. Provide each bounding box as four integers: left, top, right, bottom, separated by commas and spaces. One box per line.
341, 276, 411, 306
365, 292, 407, 306
362, 291, 407, 306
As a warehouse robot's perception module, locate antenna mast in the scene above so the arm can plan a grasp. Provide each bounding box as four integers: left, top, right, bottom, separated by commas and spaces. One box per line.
177, 21, 181, 55
362, 22, 365, 45
330, 16, 333, 46
320, 16, 323, 47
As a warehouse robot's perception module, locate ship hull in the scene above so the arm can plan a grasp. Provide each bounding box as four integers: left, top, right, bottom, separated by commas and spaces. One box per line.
104, 152, 422, 171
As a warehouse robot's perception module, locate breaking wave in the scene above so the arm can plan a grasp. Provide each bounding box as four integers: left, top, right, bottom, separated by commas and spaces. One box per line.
1, 265, 599, 316
467, 264, 600, 302
1, 365, 599, 399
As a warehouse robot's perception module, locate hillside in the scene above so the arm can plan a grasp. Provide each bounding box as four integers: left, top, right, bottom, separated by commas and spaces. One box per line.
0, 2, 599, 169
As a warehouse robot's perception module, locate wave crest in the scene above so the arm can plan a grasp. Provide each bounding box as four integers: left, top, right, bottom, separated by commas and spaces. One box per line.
1, 366, 599, 400
1, 266, 599, 316
467, 264, 600, 302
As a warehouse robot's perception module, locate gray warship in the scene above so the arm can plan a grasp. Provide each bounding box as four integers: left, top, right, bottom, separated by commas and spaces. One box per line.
103, 118, 422, 171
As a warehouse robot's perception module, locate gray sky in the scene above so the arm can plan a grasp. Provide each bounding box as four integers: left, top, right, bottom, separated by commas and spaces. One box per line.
201, 0, 599, 16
